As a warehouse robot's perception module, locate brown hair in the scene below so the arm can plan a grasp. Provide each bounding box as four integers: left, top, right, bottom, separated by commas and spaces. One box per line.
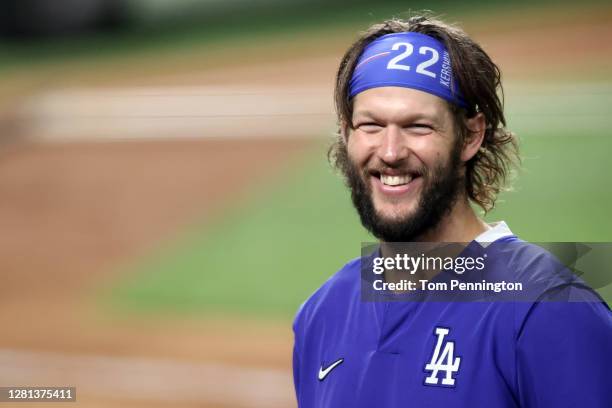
330, 14, 519, 213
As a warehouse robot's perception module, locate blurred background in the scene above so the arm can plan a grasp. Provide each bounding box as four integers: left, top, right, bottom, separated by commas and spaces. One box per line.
0, 0, 610, 406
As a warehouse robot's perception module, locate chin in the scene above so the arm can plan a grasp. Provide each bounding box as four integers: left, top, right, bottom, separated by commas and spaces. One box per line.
374, 210, 416, 229
374, 203, 417, 222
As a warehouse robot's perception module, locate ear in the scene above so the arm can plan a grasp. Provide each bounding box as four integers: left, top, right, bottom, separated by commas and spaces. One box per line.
461, 112, 486, 162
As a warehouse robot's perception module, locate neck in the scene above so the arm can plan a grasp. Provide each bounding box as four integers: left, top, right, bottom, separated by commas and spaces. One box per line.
412, 196, 488, 243
380, 196, 489, 286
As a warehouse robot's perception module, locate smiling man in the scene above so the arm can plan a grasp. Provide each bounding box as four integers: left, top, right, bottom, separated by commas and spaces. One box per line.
346, 85, 482, 243
292, 16, 612, 408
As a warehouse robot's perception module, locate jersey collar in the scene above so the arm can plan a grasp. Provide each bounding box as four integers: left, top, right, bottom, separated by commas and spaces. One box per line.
474, 221, 514, 247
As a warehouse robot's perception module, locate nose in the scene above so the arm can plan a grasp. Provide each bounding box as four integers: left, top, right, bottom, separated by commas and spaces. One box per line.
378, 125, 409, 165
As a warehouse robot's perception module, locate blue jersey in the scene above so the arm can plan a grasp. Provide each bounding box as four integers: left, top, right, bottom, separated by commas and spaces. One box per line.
292, 224, 612, 407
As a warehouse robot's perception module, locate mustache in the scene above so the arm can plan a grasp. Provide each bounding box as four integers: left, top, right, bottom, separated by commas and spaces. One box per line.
363, 163, 428, 178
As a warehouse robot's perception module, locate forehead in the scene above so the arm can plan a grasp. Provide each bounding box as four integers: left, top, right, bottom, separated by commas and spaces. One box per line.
352, 87, 451, 122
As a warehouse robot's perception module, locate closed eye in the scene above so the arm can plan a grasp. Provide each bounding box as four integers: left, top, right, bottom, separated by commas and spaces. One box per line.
407, 123, 434, 134
355, 122, 384, 133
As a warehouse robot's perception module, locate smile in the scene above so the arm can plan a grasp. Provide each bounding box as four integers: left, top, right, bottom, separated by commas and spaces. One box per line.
380, 174, 412, 186
372, 171, 421, 196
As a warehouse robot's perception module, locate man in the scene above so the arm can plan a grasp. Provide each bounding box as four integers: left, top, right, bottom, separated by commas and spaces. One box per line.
292, 15, 612, 407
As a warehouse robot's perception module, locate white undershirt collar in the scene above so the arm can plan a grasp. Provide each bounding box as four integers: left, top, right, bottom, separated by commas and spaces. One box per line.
474, 221, 514, 247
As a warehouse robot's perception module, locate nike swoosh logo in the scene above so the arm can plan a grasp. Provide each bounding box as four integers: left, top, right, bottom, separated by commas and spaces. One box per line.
318, 358, 344, 381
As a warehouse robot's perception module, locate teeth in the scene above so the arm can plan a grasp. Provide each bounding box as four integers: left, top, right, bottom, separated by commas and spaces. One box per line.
380, 174, 413, 186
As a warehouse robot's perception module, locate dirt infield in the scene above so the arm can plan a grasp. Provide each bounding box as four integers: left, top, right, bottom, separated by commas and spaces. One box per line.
0, 139, 311, 407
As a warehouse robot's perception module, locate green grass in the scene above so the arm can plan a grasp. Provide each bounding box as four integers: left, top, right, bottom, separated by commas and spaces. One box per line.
106, 143, 372, 319
105, 109, 612, 319
488, 133, 612, 241
489, 82, 612, 241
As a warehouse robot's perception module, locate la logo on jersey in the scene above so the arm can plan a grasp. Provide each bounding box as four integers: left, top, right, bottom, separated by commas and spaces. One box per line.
424, 327, 461, 387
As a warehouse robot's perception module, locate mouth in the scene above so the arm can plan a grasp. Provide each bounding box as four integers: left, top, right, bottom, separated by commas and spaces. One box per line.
370, 169, 422, 196
380, 173, 413, 186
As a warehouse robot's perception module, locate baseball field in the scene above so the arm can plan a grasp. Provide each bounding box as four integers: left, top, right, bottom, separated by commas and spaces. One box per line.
0, 1, 611, 406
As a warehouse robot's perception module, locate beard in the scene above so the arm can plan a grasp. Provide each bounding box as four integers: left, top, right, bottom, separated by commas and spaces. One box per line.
344, 141, 464, 242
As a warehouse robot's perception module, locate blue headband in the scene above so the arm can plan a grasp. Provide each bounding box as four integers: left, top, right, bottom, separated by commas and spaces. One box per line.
348, 32, 467, 108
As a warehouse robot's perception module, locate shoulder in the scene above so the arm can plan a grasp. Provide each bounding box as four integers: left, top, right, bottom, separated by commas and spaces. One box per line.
293, 256, 361, 336
517, 285, 611, 337
514, 285, 612, 406
484, 238, 587, 291
493, 239, 612, 340
474, 237, 610, 329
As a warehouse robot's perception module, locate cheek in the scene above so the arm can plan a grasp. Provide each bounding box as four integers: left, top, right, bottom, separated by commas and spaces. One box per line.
346, 133, 373, 165
419, 139, 454, 169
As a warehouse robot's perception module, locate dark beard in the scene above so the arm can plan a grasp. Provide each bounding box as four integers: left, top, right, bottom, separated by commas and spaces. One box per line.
345, 142, 463, 242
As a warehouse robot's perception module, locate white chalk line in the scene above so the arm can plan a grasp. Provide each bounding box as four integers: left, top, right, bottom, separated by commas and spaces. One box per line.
15, 82, 612, 142
0, 348, 294, 407
19, 86, 335, 142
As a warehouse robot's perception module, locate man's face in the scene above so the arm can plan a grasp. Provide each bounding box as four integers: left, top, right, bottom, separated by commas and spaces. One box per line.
345, 87, 464, 242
